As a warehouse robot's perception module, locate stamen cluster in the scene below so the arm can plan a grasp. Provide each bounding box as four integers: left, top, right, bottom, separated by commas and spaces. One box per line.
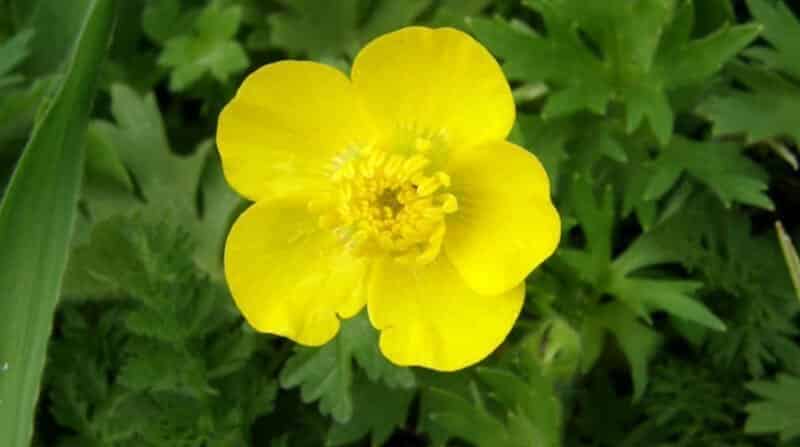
320, 146, 458, 264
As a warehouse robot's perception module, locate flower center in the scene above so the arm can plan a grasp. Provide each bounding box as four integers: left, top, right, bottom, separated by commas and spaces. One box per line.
317, 146, 458, 264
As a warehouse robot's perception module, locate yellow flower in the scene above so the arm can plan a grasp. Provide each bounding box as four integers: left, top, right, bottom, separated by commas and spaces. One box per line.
217, 27, 560, 371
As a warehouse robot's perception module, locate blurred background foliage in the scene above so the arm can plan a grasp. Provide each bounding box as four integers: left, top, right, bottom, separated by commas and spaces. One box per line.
1, 0, 800, 445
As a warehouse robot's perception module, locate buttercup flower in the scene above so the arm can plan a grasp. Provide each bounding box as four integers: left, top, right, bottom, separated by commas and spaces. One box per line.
217, 27, 560, 371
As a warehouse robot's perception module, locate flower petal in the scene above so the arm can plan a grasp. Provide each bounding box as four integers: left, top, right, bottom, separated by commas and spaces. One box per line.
225, 198, 367, 345
445, 140, 560, 296
217, 61, 375, 200
351, 27, 514, 150
367, 255, 523, 371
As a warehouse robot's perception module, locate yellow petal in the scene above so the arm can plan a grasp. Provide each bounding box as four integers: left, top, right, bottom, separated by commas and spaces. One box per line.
225, 198, 367, 345
351, 27, 514, 150
445, 140, 560, 296
217, 61, 375, 201
367, 255, 523, 371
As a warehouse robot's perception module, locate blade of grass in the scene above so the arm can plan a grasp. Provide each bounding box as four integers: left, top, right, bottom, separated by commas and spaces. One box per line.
0, 1, 116, 445
776, 221, 800, 302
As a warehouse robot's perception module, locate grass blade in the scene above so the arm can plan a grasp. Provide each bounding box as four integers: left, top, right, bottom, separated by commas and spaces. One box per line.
776, 221, 800, 302
0, 1, 116, 445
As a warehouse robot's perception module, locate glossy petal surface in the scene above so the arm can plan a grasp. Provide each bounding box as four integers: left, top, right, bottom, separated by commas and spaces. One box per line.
351, 27, 514, 150
367, 255, 524, 371
217, 61, 374, 200
225, 198, 367, 345
445, 140, 560, 295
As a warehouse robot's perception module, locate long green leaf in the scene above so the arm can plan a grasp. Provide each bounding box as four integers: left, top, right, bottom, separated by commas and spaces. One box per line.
776, 221, 800, 302
0, 1, 116, 445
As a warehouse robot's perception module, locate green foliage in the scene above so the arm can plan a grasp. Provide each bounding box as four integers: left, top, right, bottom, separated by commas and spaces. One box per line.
0, 28, 33, 87
471, 0, 759, 145
644, 136, 772, 209
0, 2, 115, 446
0, 0, 796, 446
47, 217, 277, 446
267, 0, 490, 65
776, 222, 800, 301
746, 373, 800, 441
420, 365, 561, 447
279, 313, 415, 423
698, 0, 800, 166
269, 0, 432, 62
156, 1, 249, 91
327, 379, 413, 447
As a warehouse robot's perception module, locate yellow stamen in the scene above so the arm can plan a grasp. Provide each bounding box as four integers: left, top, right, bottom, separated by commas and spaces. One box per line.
317, 147, 459, 264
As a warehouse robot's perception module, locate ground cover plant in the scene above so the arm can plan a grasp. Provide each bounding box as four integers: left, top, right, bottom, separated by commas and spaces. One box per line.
1, 0, 799, 446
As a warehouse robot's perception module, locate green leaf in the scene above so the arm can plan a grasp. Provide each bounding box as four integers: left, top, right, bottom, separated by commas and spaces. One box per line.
194, 145, 241, 279
590, 303, 663, 400
14, 0, 95, 76
118, 338, 213, 398
268, 0, 360, 61
158, 1, 249, 91
477, 368, 562, 447
745, 374, 800, 441
745, 0, 800, 78
280, 339, 354, 424
0, 77, 53, 148
422, 366, 562, 447
268, 0, 432, 62
644, 136, 773, 210
607, 202, 727, 331
472, 0, 759, 145
358, 0, 433, 43
70, 85, 237, 283
0, 1, 115, 446
609, 277, 726, 331
699, 62, 800, 145
698, 0, 800, 150
327, 380, 413, 447
279, 313, 414, 423
0, 28, 34, 85
776, 221, 800, 302
97, 84, 204, 206
141, 0, 190, 44
514, 114, 571, 190
656, 21, 762, 89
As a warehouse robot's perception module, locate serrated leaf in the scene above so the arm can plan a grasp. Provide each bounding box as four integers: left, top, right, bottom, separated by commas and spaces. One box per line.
745, 374, 800, 441
699, 62, 800, 145
327, 380, 412, 447
591, 303, 663, 400
74, 85, 237, 279
268, 0, 434, 62
514, 114, 571, 190
423, 386, 508, 446
610, 277, 726, 331
657, 22, 762, 88
472, 0, 758, 145
268, 0, 360, 60
280, 312, 414, 423
118, 338, 213, 398
280, 339, 353, 423
158, 2, 249, 91
141, 0, 188, 44
422, 366, 561, 447
746, 0, 800, 78
645, 136, 773, 210
98, 84, 205, 207
194, 145, 242, 278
